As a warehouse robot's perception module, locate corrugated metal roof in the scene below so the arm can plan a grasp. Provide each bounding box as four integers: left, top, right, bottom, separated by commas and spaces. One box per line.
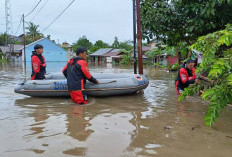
103, 49, 123, 57
0, 46, 9, 53
12, 44, 24, 50
90, 48, 113, 56
0, 44, 23, 53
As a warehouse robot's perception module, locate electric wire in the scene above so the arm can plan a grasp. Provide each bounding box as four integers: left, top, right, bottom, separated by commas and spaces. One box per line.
14, 16, 23, 35
30, 0, 50, 22
42, 0, 75, 32
25, 0, 42, 17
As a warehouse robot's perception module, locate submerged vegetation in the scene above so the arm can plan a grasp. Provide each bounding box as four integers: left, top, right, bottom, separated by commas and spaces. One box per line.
178, 25, 232, 126
140, 0, 232, 126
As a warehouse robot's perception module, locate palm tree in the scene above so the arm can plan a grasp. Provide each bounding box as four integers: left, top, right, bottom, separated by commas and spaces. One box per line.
26, 22, 43, 41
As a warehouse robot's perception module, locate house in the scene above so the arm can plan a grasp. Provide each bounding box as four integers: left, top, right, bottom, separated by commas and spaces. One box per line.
130, 46, 150, 61
89, 48, 113, 63
19, 38, 67, 62
0, 44, 23, 61
142, 46, 151, 54
103, 49, 125, 63
60, 41, 71, 49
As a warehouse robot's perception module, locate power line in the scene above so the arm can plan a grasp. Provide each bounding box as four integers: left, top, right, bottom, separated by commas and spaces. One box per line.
25, 0, 42, 17
42, 0, 75, 32
14, 15, 23, 35
30, 0, 50, 22
0, 21, 20, 25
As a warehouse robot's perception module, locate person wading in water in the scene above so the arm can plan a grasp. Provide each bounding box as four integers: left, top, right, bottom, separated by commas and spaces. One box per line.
175, 59, 199, 95
62, 47, 99, 104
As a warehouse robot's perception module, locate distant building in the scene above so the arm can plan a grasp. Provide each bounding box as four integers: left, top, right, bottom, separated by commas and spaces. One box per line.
103, 49, 125, 63
19, 38, 67, 62
0, 44, 23, 61
131, 46, 150, 61
89, 48, 113, 63
60, 41, 71, 49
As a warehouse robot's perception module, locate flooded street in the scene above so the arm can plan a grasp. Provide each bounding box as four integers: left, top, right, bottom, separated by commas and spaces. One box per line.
0, 62, 232, 157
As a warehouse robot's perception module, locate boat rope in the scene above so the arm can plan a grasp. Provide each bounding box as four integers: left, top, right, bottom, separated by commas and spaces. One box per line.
32, 80, 117, 85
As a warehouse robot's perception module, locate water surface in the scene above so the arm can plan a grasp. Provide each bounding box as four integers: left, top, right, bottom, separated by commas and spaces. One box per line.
0, 62, 231, 157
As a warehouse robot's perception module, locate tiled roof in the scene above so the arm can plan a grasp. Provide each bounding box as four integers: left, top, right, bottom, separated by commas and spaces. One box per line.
103, 49, 122, 57
89, 48, 113, 56
142, 46, 151, 52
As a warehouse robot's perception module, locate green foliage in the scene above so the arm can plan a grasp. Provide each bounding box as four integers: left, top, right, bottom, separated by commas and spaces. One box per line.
141, 0, 232, 46
26, 22, 43, 42
94, 40, 109, 48
118, 40, 133, 51
0, 33, 7, 45
146, 43, 165, 64
179, 24, 232, 126
120, 49, 133, 65
171, 63, 181, 71
89, 40, 109, 54
72, 36, 93, 52
111, 37, 133, 51
0, 33, 21, 45
112, 36, 120, 48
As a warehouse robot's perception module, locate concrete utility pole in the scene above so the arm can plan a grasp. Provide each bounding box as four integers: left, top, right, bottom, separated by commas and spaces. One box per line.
136, 0, 143, 74
133, 0, 137, 74
23, 14, 26, 69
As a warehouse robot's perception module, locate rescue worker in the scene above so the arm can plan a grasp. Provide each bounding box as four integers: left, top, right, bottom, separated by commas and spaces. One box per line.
31, 44, 46, 80
62, 47, 99, 104
175, 59, 198, 95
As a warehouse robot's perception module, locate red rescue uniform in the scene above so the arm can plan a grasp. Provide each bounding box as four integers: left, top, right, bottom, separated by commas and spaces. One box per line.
62, 57, 97, 104
31, 51, 46, 80
175, 67, 196, 95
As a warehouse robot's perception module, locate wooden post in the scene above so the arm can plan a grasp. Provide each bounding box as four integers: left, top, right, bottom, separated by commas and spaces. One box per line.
133, 0, 137, 74
136, 0, 143, 74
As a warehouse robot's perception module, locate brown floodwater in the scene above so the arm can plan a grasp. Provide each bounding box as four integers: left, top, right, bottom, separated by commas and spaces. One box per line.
0, 62, 232, 157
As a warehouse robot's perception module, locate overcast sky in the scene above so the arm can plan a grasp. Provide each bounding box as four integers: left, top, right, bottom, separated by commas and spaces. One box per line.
0, 0, 133, 44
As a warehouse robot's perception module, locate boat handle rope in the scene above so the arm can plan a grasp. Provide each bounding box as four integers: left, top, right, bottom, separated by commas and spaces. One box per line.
32, 80, 117, 85
98, 80, 117, 84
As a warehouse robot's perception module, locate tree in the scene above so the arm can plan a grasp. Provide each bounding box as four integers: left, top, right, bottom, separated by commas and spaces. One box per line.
89, 40, 109, 54
0, 33, 7, 45
120, 49, 132, 65
72, 36, 93, 52
94, 40, 109, 48
112, 36, 119, 48
118, 40, 133, 51
141, 0, 232, 46
178, 24, 232, 127
26, 22, 43, 41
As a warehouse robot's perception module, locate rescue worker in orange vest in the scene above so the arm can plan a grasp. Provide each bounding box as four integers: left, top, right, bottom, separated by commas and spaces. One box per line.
62, 47, 99, 104
175, 59, 199, 95
31, 44, 46, 80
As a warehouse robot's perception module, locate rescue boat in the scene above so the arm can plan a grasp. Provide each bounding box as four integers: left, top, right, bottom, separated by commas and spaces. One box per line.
14, 73, 149, 97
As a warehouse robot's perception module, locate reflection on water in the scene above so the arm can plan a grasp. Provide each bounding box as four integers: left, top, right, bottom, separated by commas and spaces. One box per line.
0, 62, 232, 157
